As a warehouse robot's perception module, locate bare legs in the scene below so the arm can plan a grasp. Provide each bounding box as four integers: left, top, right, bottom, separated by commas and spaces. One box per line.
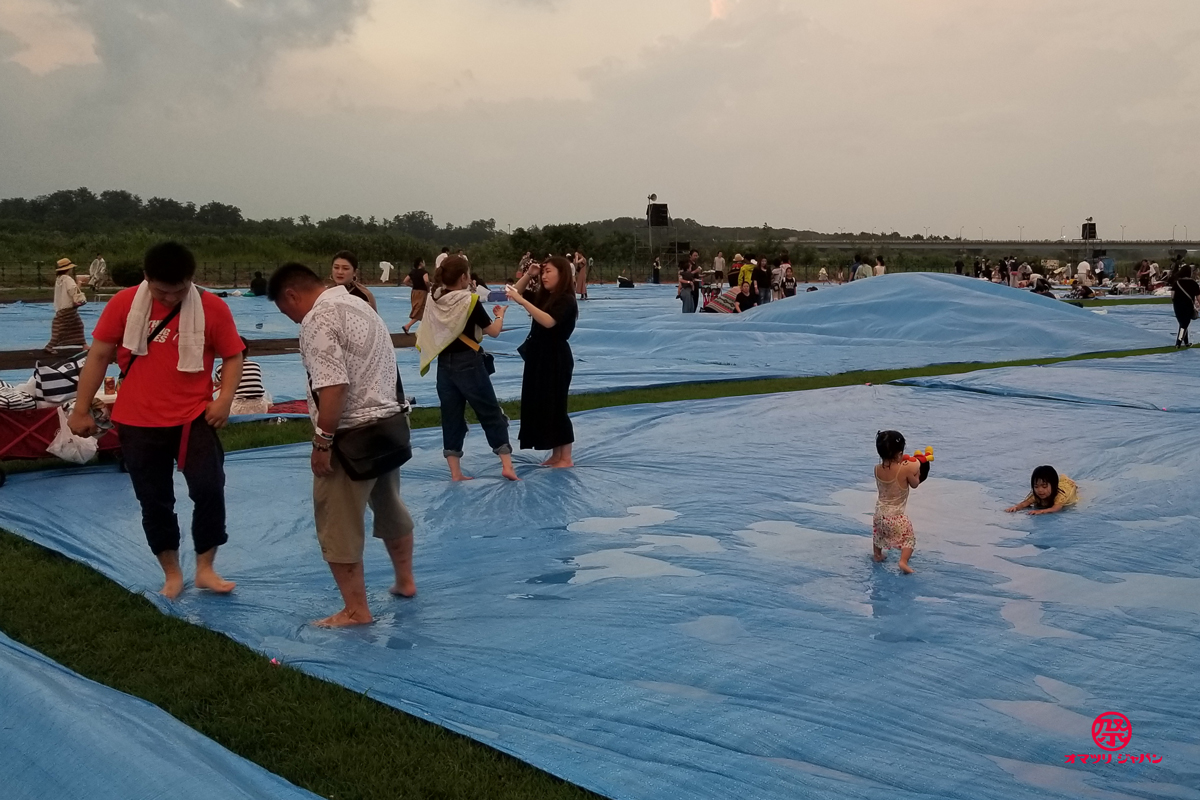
872, 545, 915, 574
155, 548, 235, 600
447, 453, 521, 481
543, 443, 574, 469
316, 534, 417, 627
386, 534, 417, 598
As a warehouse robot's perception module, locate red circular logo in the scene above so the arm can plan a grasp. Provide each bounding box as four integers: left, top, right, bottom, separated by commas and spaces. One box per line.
1092, 712, 1132, 751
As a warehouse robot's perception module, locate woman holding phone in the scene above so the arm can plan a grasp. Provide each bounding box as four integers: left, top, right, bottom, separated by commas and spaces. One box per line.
505, 257, 578, 467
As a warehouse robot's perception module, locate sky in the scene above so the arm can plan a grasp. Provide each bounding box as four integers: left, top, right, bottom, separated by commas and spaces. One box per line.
2, 0, 1200, 239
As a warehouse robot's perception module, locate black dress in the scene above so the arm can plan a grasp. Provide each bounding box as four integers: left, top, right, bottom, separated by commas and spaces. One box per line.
1171, 278, 1199, 330
518, 291, 578, 450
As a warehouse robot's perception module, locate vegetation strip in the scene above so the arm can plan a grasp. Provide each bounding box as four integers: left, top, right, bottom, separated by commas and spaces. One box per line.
0, 344, 1177, 800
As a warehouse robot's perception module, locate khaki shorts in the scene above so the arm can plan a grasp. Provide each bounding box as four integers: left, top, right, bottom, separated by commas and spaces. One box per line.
313, 457, 414, 564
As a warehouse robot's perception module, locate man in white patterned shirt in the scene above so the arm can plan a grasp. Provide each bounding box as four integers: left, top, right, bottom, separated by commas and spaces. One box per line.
268, 263, 415, 627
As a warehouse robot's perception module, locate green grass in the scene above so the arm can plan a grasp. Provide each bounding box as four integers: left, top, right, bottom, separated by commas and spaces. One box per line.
0, 344, 1180, 800
0, 531, 597, 800
1073, 296, 1171, 307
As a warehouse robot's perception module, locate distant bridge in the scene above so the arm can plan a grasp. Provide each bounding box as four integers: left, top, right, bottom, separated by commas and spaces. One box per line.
782, 239, 1200, 254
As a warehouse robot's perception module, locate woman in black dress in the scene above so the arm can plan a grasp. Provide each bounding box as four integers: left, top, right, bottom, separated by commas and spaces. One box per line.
1170, 265, 1199, 348
506, 256, 578, 467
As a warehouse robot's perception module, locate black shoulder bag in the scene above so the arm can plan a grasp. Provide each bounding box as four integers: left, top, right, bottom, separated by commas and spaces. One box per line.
119, 304, 181, 380
310, 370, 413, 481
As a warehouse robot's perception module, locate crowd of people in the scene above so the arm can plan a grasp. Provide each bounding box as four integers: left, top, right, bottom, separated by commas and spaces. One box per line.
64, 241, 579, 626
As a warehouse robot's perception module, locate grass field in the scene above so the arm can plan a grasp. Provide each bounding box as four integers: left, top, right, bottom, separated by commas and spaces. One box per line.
0, 344, 1181, 799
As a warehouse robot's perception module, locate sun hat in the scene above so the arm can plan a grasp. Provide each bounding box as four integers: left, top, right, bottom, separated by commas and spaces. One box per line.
733, 254, 744, 261
55, 257, 76, 273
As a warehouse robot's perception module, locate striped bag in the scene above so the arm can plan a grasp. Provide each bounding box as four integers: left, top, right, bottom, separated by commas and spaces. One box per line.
33, 353, 88, 408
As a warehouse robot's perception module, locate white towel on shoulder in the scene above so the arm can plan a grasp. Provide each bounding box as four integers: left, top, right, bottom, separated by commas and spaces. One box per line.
122, 281, 206, 373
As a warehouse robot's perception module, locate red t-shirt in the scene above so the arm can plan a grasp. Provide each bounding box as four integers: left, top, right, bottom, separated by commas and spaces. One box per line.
93, 287, 244, 428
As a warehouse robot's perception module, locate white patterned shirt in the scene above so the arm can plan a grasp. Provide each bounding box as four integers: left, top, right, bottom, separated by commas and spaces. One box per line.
299, 286, 401, 430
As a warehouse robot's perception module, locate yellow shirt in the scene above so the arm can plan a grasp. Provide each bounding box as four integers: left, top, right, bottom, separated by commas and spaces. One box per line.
1024, 476, 1078, 509
737, 263, 754, 287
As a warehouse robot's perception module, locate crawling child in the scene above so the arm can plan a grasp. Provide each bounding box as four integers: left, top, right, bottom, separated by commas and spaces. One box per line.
872, 430, 930, 574
1005, 465, 1078, 515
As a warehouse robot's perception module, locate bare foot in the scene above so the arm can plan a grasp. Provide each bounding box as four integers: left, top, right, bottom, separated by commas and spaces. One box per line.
548, 459, 574, 469
314, 608, 373, 627
872, 551, 886, 563
540, 457, 556, 466
898, 562, 914, 575
450, 473, 474, 482
389, 576, 417, 598
195, 568, 236, 594
160, 572, 185, 600
502, 465, 520, 481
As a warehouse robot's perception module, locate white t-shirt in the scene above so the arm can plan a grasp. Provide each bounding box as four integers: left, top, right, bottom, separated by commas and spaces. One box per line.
435, 253, 449, 269
713, 257, 726, 274
300, 286, 402, 430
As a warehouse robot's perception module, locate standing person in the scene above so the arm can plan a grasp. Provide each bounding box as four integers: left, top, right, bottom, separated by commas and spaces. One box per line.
379, 260, 394, 284
330, 250, 376, 311
651, 256, 661, 285
678, 259, 697, 313
847, 255, 862, 283
505, 257, 578, 468
415, 256, 518, 482
872, 430, 928, 575
874, 256, 886, 277
781, 266, 798, 297
46, 258, 89, 353
1169, 265, 1199, 348
88, 253, 108, 291
403, 257, 429, 334
574, 250, 589, 300
268, 262, 416, 627
954, 259, 965, 276
854, 257, 873, 282
713, 251, 726, 284
435, 247, 450, 270
67, 242, 244, 599
752, 258, 772, 305
688, 249, 702, 310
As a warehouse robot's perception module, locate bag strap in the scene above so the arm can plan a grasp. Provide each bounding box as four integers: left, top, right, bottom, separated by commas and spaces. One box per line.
309, 368, 408, 418
456, 333, 481, 352
119, 304, 182, 381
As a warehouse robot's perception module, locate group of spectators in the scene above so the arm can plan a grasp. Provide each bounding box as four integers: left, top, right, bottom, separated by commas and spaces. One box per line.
675, 250, 802, 313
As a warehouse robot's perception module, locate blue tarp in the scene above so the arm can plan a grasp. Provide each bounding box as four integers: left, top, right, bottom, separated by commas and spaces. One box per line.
0, 352, 1196, 799
896, 350, 1200, 413
0, 631, 320, 800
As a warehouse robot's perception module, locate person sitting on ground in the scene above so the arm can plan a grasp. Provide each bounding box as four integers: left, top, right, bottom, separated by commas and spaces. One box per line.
415, 256, 517, 482
734, 281, 756, 313
248, 271, 267, 297
1069, 283, 1095, 300
1031, 276, 1055, 297
873, 430, 928, 574
215, 337, 270, 415
781, 266, 798, 297
1006, 465, 1078, 515
330, 250, 376, 311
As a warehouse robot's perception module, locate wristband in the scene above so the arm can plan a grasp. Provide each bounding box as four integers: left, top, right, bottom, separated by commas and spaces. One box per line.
314, 425, 334, 440
312, 438, 332, 452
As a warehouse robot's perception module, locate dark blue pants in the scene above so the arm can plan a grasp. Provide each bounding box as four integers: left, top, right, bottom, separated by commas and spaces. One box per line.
118, 415, 227, 555
437, 350, 512, 458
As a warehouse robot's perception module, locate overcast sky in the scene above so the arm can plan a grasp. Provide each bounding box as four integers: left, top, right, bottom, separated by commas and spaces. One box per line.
2, 0, 1199, 239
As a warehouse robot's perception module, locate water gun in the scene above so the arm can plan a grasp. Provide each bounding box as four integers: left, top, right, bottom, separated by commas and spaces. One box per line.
904, 446, 934, 483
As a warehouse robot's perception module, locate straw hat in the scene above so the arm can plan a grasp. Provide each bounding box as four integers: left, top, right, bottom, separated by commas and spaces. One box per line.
55, 257, 76, 273
733, 254, 744, 262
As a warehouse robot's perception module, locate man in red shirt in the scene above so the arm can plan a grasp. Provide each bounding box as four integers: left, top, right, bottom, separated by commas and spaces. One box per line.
69, 242, 245, 599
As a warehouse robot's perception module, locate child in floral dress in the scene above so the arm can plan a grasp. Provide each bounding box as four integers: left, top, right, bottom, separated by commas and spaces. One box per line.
872, 430, 929, 574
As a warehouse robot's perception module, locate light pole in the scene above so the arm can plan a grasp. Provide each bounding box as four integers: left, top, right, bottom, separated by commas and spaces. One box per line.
924, 226, 930, 239
1018, 225, 1024, 242
1060, 225, 1065, 240
1120, 225, 1126, 240
958, 226, 964, 240
978, 226, 984, 240
1172, 225, 1177, 240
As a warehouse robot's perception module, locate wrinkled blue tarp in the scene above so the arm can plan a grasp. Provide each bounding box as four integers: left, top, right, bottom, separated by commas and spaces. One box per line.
0, 631, 319, 800
0, 353, 1196, 799
11, 275, 1164, 402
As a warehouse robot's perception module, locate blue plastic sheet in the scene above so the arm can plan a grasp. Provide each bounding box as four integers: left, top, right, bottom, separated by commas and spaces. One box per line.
1, 356, 1196, 799
897, 350, 1200, 413
0, 631, 319, 800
